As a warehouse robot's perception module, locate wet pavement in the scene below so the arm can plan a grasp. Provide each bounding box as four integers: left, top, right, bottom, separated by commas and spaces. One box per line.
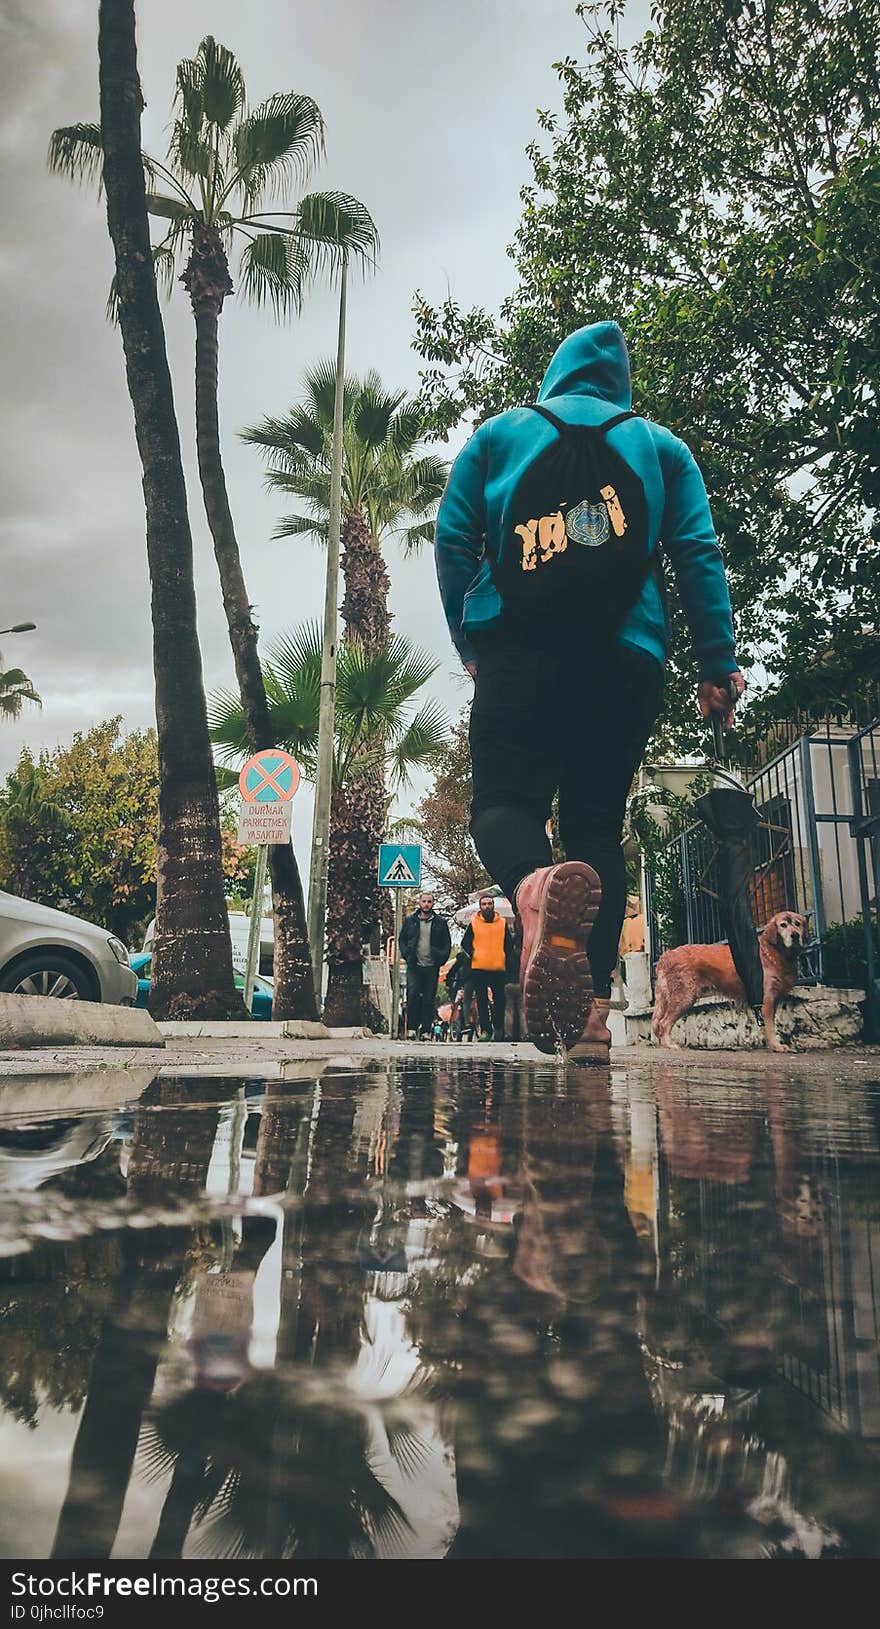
0, 1055, 878, 1560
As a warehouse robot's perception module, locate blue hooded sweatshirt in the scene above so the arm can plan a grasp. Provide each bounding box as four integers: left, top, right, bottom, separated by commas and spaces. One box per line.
435, 321, 738, 678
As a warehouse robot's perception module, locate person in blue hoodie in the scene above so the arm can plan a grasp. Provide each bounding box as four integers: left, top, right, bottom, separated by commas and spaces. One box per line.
435, 321, 744, 1060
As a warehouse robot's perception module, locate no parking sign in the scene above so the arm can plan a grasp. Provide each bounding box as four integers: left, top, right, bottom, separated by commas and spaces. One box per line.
237, 749, 300, 844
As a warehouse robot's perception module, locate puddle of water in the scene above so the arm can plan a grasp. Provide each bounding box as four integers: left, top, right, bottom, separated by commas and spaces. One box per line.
0, 1059, 878, 1560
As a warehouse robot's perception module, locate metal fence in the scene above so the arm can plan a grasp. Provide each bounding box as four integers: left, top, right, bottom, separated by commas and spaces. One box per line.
645, 720, 880, 1035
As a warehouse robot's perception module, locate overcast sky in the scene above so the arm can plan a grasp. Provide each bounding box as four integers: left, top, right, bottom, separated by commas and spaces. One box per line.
0, 0, 649, 887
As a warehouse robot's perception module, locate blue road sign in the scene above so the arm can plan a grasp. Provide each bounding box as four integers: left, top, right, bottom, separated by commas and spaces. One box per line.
378, 842, 422, 888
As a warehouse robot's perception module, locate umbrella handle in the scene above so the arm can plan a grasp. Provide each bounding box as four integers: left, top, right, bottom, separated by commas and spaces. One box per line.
710, 676, 735, 763
711, 712, 726, 762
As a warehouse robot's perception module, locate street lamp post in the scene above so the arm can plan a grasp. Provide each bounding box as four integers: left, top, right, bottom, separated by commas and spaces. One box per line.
0, 624, 36, 635
306, 254, 348, 998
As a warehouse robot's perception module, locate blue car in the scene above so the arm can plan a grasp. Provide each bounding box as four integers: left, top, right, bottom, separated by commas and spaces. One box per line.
131, 952, 274, 1020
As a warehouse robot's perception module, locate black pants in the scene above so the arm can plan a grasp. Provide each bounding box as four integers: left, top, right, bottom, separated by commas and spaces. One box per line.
407, 964, 439, 1034
472, 970, 507, 1037
469, 630, 662, 997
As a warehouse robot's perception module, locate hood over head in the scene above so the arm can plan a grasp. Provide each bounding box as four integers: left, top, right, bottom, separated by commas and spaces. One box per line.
537, 320, 632, 408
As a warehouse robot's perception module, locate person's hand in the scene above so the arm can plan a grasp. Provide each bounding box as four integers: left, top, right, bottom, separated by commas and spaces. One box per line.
698, 670, 745, 729
464, 660, 477, 682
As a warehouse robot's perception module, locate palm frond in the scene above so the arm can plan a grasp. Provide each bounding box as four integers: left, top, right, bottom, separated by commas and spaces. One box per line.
0, 668, 41, 720
398, 519, 436, 554
169, 117, 212, 181
146, 192, 191, 223
240, 362, 446, 551
384, 1424, 433, 1480
351, 385, 404, 452
293, 190, 380, 272
206, 687, 251, 760
387, 702, 448, 788
267, 622, 324, 692
231, 94, 325, 207
377, 637, 440, 702
241, 408, 326, 461
48, 123, 103, 186
272, 512, 330, 545
237, 230, 311, 316
301, 357, 349, 425
187, 37, 245, 131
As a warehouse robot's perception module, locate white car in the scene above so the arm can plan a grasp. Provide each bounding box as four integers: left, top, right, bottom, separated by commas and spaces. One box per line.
0, 890, 137, 1005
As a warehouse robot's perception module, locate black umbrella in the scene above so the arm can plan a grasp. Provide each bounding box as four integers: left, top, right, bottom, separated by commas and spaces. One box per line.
693, 706, 765, 1010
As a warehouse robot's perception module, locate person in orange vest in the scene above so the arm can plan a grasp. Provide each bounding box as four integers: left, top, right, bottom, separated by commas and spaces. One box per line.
460, 893, 516, 1041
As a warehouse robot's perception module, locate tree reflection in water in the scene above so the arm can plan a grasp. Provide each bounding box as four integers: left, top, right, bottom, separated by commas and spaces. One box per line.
1, 1057, 878, 1560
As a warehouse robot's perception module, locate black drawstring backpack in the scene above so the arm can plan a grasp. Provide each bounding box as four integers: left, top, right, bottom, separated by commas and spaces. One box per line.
491, 404, 651, 632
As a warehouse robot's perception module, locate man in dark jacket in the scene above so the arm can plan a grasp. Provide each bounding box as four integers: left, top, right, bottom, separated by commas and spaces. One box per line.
399, 892, 452, 1039
435, 321, 744, 1059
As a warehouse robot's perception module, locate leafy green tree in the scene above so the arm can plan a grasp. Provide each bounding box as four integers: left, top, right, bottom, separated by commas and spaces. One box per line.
0, 754, 62, 899
414, 0, 880, 750
51, 35, 378, 1020
0, 722, 256, 942
0, 721, 158, 941
412, 712, 490, 910
209, 627, 446, 1024
243, 362, 447, 648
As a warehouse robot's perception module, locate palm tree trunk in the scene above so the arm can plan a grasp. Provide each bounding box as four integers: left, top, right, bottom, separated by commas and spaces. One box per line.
340, 505, 391, 648
183, 227, 317, 1021
323, 508, 392, 1025
322, 768, 386, 1027
97, 0, 241, 1020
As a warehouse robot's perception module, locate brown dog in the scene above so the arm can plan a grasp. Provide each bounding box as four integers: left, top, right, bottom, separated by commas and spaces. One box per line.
651, 911, 807, 1052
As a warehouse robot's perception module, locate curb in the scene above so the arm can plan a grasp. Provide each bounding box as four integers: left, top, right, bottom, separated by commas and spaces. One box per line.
0, 993, 163, 1050
157, 1019, 330, 1040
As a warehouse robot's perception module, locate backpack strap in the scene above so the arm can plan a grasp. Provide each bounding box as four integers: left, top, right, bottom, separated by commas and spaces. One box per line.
528, 404, 637, 435
599, 410, 636, 433
527, 403, 570, 434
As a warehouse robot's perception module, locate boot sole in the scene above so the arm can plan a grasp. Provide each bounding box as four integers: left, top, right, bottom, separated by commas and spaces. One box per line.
522, 861, 602, 1052
567, 1041, 611, 1065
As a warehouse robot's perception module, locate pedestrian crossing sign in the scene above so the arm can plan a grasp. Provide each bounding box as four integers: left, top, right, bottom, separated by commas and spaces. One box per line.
378, 842, 422, 888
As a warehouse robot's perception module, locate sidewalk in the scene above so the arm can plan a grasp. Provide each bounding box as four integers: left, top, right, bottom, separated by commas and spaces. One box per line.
0, 1032, 878, 1080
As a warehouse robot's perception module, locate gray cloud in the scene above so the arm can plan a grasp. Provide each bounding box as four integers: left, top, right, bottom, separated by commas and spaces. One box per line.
0, 0, 648, 881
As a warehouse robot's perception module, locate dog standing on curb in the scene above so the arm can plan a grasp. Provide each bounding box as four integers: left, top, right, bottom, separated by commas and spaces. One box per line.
651, 911, 808, 1053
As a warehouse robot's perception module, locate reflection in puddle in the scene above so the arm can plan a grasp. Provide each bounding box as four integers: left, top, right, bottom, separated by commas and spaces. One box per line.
0, 1060, 878, 1559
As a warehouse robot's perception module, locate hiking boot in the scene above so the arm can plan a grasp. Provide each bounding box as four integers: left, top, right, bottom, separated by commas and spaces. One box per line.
567, 997, 612, 1064
517, 861, 602, 1053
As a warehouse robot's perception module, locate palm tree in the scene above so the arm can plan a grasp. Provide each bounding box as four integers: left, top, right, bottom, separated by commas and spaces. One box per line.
50, 36, 379, 1022
0, 655, 40, 721
209, 626, 446, 1024
244, 368, 446, 1017
243, 362, 447, 651
88, 0, 241, 1020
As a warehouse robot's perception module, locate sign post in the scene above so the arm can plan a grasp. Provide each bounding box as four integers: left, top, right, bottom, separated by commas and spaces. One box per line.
242, 841, 269, 1013
378, 843, 422, 1040
237, 749, 301, 1013
391, 890, 404, 1042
